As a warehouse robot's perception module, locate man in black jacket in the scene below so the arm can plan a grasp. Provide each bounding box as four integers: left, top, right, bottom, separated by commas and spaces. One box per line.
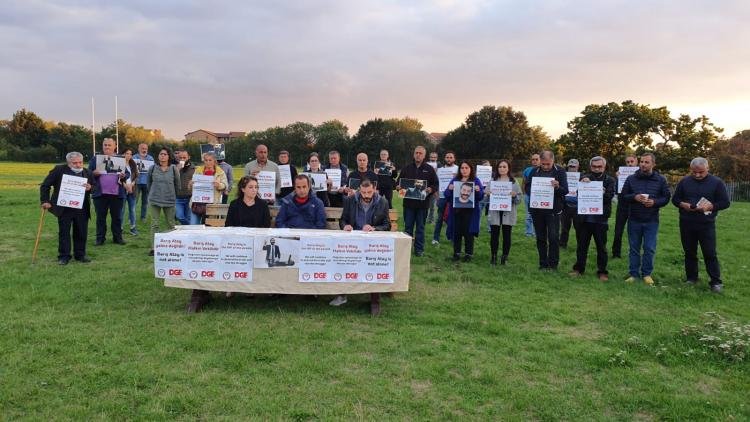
525, 150, 569, 270
569, 156, 616, 281
611, 154, 638, 258
672, 157, 730, 292
40, 152, 94, 265
397, 146, 438, 257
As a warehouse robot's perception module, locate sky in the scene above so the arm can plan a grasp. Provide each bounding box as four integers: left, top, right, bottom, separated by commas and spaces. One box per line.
2, 0, 749, 140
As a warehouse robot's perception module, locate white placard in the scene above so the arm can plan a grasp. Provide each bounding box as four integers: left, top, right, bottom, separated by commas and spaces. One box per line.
56, 174, 87, 209
452, 181, 475, 209
476, 165, 492, 186
253, 235, 299, 268
279, 164, 293, 188
95, 154, 127, 173
324, 168, 342, 190
577, 181, 604, 215
566, 172, 580, 197
437, 167, 457, 193
530, 177, 555, 209
133, 157, 154, 173
427, 161, 438, 169
303, 172, 328, 192
153, 233, 254, 282
191, 174, 215, 203
257, 171, 277, 201
489, 181, 513, 211
298, 237, 395, 283
618, 166, 638, 193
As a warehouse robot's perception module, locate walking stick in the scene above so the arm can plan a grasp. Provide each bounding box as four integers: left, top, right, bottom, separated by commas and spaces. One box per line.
32, 208, 47, 264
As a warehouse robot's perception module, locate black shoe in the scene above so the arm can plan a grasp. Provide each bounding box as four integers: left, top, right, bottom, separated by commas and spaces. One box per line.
414, 251, 424, 257
452, 254, 461, 262
463, 255, 472, 262
500, 255, 507, 265
95, 240, 104, 246
685, 279, 698, 285
612, 253, 621, 259
490, 254, 497, 266
75, 256, 91, 263
148, 249, 154, 256
710, 284, 723, 293
113, 238, 126, 245
58, 258, 70, 265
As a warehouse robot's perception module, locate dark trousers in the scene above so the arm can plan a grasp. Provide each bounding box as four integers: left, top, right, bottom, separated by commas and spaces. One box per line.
378, 187, 394, 209
611, 200, 629, 257
531, 210, 560, 269
573, 221, 609, 275
328, 193, 343, 208
560, 206, 578, 247
403, 207, 427, 254
490, 224, 512, 257
680, 220, 722, 285
137, 184, 149, 219
94, 196, 124, 242
452, 210, 474, 256
58, 214, 88, 260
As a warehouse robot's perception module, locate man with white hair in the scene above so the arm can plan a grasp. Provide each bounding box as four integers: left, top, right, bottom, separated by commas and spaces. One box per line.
672, 157, 730, 293
40, 152, 94, 264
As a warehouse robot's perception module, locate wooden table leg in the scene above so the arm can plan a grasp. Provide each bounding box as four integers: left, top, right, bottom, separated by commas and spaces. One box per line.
370, 293, 381, 316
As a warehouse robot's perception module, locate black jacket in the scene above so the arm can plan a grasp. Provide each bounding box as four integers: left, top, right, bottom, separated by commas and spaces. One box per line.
671, 174, 730, 224
40, 164, 93, 218
339, 192, 391, 231
579, 171, 616, 222
397, 161, 438, 209
621, 170, 671, 223
524, 164, 569, 213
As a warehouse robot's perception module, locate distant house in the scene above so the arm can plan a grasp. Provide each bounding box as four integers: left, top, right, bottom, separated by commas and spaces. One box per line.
427, 132, 446, 145
184, 129, 246, 143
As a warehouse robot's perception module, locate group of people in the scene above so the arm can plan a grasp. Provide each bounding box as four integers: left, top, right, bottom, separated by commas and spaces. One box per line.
40, 140, 732, 304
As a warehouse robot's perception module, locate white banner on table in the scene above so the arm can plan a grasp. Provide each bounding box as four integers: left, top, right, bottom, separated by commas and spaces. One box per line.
56, 174, 87, 209
191, 174, 215, 203
298, 237, 395, 283
153, 233, 254, 282
253, 235, 299, 268
566, 172, 580, 197
278, 164, 293, 188
577, 181, 604, 215
618, 166, 638, 193
530, 177, 554, 209
257, 171, 277, 201
437, 167, 457, 193
476, 165, 492, 186
324, 169, 342, 190
489, 181, 513, 211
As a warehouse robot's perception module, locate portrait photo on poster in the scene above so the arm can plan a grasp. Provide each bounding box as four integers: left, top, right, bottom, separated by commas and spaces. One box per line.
95, 154, 127, 173
200, 143, 226, 160
253, 235, 300, 268
400, 178, 427, 200
453, 181, 475, 208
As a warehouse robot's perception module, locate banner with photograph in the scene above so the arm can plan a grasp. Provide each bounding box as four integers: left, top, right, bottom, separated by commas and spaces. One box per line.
299, 236, 395, 283
253, 235, 299, 268
452, 181, 475, 209
374, 161, 393, 177
56, 174, 87, 209
577, 181, 604, 215
200, 143, 226, 161
488, 180, 513, 211
324, 168, 342, 190
399, 179, 427, 200
530, 177, 554, 209
302, 172, 328, 192
257, 171, 277, 201
95, 154, 127, 173
153, 232, 254, 282
133, 157, 154, 173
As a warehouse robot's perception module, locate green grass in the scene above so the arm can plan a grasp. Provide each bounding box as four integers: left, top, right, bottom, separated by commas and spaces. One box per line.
1, 161, 748, 420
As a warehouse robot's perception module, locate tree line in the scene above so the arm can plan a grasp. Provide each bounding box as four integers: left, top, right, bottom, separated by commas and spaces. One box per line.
1, 102, 748, 180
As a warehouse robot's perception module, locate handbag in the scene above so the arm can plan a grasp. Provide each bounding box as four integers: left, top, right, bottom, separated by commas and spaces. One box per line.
191, 202, 207, 216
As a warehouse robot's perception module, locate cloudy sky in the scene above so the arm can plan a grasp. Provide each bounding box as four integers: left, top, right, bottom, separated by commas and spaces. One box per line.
2, 0, 748, 140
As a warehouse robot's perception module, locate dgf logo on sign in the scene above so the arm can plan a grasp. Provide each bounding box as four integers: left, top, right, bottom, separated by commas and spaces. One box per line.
201, 270, 215, 278
345, 273, 358, 280
234, 272, 248, 279
168, 269, 182, 276
540, 201, 550, 207
313, 272, 327, 279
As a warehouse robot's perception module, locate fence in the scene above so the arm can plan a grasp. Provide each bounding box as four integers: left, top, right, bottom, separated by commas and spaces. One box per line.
726, 181, 750, 202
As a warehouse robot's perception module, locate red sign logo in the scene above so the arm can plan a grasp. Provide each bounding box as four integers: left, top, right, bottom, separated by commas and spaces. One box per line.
314, 272, 327, 279
201, 270, 215, 278
540, 201, 550, 207
168, 269, 182, 276
345, 272, 358, 280
377, 273, 390, 280
234, 272, 248, 279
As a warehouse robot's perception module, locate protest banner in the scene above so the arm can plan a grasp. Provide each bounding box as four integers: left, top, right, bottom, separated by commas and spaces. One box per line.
191, 174, 215, 203
279, 164, 293, 188
56, 174, 87, 209
577, 181, 604, 215
489, 180, 513, 211
257, 171, 277, 201
566, 172, 580, 197
618, 166, 638, 193
530, 177, 554, 209
476, 165, 492, 186
324, 168, 342, 190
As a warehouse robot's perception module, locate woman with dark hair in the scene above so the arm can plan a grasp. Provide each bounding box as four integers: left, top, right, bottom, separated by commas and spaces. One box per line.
444, 160, 484, 262
147, 147, 180, 255
305, 152, 330, 206
486, 159, 521, 265
225, 176, 271, 228
121, 147, 139, 235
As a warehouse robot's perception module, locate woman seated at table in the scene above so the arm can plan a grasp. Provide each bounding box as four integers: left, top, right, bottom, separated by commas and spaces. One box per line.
225, 176, 271, 228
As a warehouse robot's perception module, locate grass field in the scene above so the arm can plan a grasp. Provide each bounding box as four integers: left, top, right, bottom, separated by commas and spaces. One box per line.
1, 161, 748, 420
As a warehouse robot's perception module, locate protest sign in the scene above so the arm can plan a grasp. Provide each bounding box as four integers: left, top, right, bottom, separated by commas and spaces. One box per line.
489, 180, 513, 211
577, 181, 604, 215
257, 171, 277, 201
279, 164, 293, 188
530, 177, 554, 209
191, 174, 215, 203
618, 166, 638, 193
56, 174, 87, 209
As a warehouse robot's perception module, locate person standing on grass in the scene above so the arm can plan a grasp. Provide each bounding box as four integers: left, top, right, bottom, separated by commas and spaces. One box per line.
278, 150, 298, 198
347, 153, 378, 196
432, 150, 457, 245
134, 143, 153, 222
397, 145, 438, 257
560, 158, 580, 249
620, 153, 671, 286
147, 147, 180, 256
426, 151, 439, 224
672, 157, 730, 293
525, 150, 568, 271
189, 151, 228, 225
244, 144, 280, 204
174, 149, 195, 225
569, 156, 616, 281
522, 153, 541, 237
218, 156, 234, 205
612, 154, 638, 258
444, 161, 484, 262
485, 159, 521, 266
324, 150, 349, 207
374, 149, 398, 209
275, 175, 327, 229
120, 148, 139, 236
40, 152, 93, 265
89, 137, 128, 246
330, 179, 392, 307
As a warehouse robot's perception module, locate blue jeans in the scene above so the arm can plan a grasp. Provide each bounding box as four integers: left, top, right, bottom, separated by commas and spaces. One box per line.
175, 198, 193, 225
403, 207, 427, 254
432, 198, 447, 242
120, 193, 136, 229
627, 220, 659, 277
137, 184, 149, 220
190, 208, 204, 225
524, 194, 535, 236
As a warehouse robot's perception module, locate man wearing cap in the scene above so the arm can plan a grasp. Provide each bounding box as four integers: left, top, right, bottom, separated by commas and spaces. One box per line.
560, 158, 580, 248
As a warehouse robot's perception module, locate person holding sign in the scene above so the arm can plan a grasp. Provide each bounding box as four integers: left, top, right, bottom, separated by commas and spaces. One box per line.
244, 144, 280, 203
325, 150, 349, 207
225, 176, 272, 229
569, 156, 615, 281
374, 149, 398, 208
432, 151, 457, 245
524, 150, 569, 270
621, 153, 671, 285
189, 151, 227, 225
612, 154, 638, 258
485, 160, 521, 266
40, 152, 94, 265
147, 147, 180, 255
120, 148, 140, 235
89, 138, 129, 246
671, 157, 730, 293
347, 153, 378, 196
306, 152, 330, 206
444, 161, 484, 262
276, 175, 327, 229
560, 158, 580, 249
397, 146, 438, 257
134, 143, 154, 221
278, 150, 298, 198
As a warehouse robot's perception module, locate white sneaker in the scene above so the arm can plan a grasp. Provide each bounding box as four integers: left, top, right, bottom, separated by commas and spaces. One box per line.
329, 295, 348, 306
431, 239, 439, 245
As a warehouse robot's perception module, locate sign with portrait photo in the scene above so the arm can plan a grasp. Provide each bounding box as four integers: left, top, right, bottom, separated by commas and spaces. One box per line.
399, 178, 427, 200
452, 181, 475, 209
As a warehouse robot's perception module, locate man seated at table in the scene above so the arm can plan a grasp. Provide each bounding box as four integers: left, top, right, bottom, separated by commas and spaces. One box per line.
330, 179, 391, 306
275, 174, 327, 229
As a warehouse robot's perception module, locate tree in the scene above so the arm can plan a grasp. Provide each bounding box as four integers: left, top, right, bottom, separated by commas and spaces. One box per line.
351, 117, 428, 169
48, 123, 93, 160
711, 130, 750, 181
440, 106, 551, 161
653, 114, 723, 171
7, 109, 48, 149
312, 120, 351, 164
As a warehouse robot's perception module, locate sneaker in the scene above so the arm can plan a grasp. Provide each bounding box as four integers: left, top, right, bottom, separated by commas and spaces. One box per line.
329, 295, 348, 306
431, 239, 439, 245
685, 279, 697, 285
568, 270, 582, 277
710, 284, 723, 293
643, 275, 655, 286
598, 273, 609, 282
624, 276, 637, 283
130, 227, 138, 236
414, 251, 424, 257
148, 249, 154, 256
